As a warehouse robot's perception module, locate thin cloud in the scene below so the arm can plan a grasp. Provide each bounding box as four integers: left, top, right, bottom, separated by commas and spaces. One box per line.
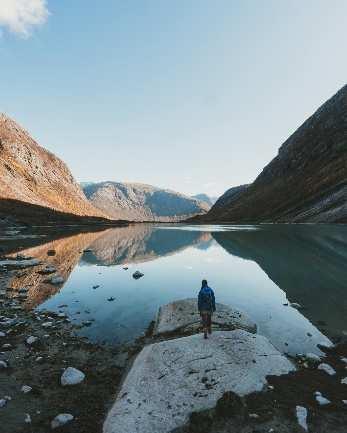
0, 0, 49, 37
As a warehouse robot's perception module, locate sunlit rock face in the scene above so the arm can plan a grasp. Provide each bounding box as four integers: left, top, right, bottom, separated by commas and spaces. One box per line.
82, 182, 210, 221
6, 226, 212, 308
199, 84, 347, 223
0, 114, 105, 218
7, 231, 106, 309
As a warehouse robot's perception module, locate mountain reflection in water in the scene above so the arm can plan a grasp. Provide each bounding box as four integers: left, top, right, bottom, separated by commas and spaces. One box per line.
6, 224, 347, 354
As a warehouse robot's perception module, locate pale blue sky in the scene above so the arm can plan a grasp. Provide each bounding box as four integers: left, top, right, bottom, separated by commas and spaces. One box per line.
0, 0, 346, 197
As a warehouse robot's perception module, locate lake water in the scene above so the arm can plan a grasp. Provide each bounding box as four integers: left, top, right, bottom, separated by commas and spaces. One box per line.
9, 224, 347, 356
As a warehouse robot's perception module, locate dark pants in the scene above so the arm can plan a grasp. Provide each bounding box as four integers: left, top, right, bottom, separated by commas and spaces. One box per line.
200, 310, 212, 334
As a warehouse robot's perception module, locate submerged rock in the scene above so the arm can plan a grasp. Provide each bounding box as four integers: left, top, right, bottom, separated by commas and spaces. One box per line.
153, 298, 256, 336
0, 259, 41, 269
45, 275, 64, 285
132, 271, 144, 279
61, 367, 85, 386
51, 413, 74, 429
104, 330, 294, 433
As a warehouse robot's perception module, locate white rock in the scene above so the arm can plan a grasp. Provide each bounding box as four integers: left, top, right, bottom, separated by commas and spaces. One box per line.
317, 363, 336, 375
342, 400, 347, 405
61, 367, 85, 386
249, 413, 259, 419
2, 343, 12, 349
341, 357, 347, 364
42, 321, 53, 328
341, 377, 347, 385
154, 298, 256, 335
0, 332, 6, 337
305, 353, 321, 362
21, 385, 32, 394
104, 330, 294, 433
51, 413, 74, 429
0, 399, 6, 408
296, 406, 308, 431
0, 360, 8, 369
24, 413, 31, 423
315, 391, 330, 406
26, 336, 38, 345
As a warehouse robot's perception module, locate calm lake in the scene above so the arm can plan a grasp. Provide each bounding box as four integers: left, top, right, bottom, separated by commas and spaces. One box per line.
9, 224, 347, 355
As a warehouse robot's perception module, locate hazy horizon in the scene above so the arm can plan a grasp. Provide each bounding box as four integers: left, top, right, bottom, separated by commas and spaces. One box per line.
1, 1, 347, 197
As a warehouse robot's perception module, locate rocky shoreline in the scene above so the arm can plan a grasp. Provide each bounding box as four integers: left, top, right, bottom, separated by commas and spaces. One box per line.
0, 260, 346, 433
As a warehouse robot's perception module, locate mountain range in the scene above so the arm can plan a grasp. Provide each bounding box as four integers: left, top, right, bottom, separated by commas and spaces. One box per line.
0, 115, 209, 224
195, 84, 347, 223
81, 182, 209, 222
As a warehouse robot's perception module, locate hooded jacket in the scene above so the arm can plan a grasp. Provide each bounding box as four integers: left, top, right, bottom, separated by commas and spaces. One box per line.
198, 286, 216, 312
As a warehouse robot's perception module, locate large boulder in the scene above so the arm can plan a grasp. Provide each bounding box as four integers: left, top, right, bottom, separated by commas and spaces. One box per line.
153, 298, 256, 336
104, 330, 294, 433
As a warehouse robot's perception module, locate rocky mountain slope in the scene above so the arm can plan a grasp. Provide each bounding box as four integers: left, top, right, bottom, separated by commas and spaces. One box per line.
197, 85, 347, 223
191, 193, 217, 207
0, 114, 106, 220
82, 182, 209, 221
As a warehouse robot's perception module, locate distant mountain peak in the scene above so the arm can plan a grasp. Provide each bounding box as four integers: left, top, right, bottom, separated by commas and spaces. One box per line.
82, 181, 210, 222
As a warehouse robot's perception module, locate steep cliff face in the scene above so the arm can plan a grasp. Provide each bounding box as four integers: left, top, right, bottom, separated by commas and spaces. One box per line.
200, 85, 347, 223
0, 114, 106, 219
82, 182, 209, 221
191, 194, 217, 207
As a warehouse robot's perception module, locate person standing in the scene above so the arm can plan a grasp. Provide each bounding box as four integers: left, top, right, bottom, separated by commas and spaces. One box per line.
198, 279, 216, 339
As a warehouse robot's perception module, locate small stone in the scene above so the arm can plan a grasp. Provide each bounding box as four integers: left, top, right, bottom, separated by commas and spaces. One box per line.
0, 332, 6, 337
0, 399, 7, 408
0, 360, 8, 369
290, 302, 302, 309
249, 413, 259, 419
51, 413, 74, 429
61, 367, 85, 386
132, 271, 144, 280
92, 285, 99, 289
47, 249, 56, 256
342, 400, 347, 405
26, 336, 38, 345
317, 363, 336, 375
24, 413, 31, 423
2, 343, 12, 349
42, 321, 53, 328
315, 391, 331, 405
305, 353, 321, 362
21, 385, 32, 394
341, 357, 347, 364
4, 396, 11, 401
107, 297, 115, 302
35, 356, 43, 363
341, 377, 347, 385
296, 406, 308, 431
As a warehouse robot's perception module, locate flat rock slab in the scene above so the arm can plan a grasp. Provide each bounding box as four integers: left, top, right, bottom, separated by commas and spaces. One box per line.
104, 330, 294, 433
153, 298, 256, 336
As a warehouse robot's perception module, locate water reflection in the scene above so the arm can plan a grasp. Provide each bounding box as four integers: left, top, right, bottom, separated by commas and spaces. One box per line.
5, 224, 347, 354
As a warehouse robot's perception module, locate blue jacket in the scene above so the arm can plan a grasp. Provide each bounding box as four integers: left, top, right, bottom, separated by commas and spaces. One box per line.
198, 286, 216, 312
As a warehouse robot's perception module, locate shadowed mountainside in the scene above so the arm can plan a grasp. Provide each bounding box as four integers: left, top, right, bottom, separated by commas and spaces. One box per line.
0, 114, 107, 220
196, 85, 347, 223
213, 224, 347, 336
82, 182, 209, 222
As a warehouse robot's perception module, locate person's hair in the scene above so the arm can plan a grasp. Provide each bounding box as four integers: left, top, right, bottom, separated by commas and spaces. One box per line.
201, 279, 208, 287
